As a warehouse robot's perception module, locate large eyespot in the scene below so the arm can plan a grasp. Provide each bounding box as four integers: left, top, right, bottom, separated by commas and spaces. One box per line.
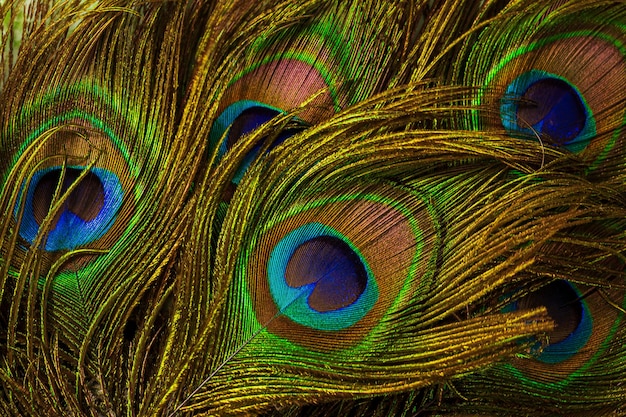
241, 186, 439, 351
14, 166, 123, 251
2, 84, 144, 260
501, 70, 596, 153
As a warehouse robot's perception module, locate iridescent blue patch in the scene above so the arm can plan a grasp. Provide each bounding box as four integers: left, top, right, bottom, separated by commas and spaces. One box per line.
267, 222, 379, 331
500, 70, 596, 153
15, 166, 123, 251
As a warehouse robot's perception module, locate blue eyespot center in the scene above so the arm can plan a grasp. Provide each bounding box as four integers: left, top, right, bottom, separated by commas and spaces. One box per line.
267, 223, 379, 331
500, 70, 596, 153
33, 168, 104, 224
226, 106, 283, 150
15, 166, 124, 251
210, 101, 307, 184
285, 236, 368, 312
517, 78, 586, 144
508, 280, 592, 364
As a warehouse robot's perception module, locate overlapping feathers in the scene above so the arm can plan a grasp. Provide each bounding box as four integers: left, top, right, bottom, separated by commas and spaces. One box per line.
1, 0, 625, 416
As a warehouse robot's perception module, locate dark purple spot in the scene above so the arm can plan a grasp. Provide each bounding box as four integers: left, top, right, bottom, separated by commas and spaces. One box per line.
285, 236, 367, 312
517, 78, 586, 145
516, 280, 582, 344
33, 168, 105, 225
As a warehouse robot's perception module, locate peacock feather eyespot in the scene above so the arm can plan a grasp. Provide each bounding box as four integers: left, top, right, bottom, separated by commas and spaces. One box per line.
501, 277, 626, 387
14, 165, 123, 251
241, 186, 438, 351
2, 85, 145, 261
209, 100, 308, 184
500, 70, 596, 153
206, 59, 338, 187
267, 223, 378, 331
505, 280, 592, 365
7, 123, 134, 256
205, 7, 400, 181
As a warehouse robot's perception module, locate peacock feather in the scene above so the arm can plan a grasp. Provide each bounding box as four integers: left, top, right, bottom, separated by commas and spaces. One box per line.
459, 1, 626, 174
0, 0, 625, 416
